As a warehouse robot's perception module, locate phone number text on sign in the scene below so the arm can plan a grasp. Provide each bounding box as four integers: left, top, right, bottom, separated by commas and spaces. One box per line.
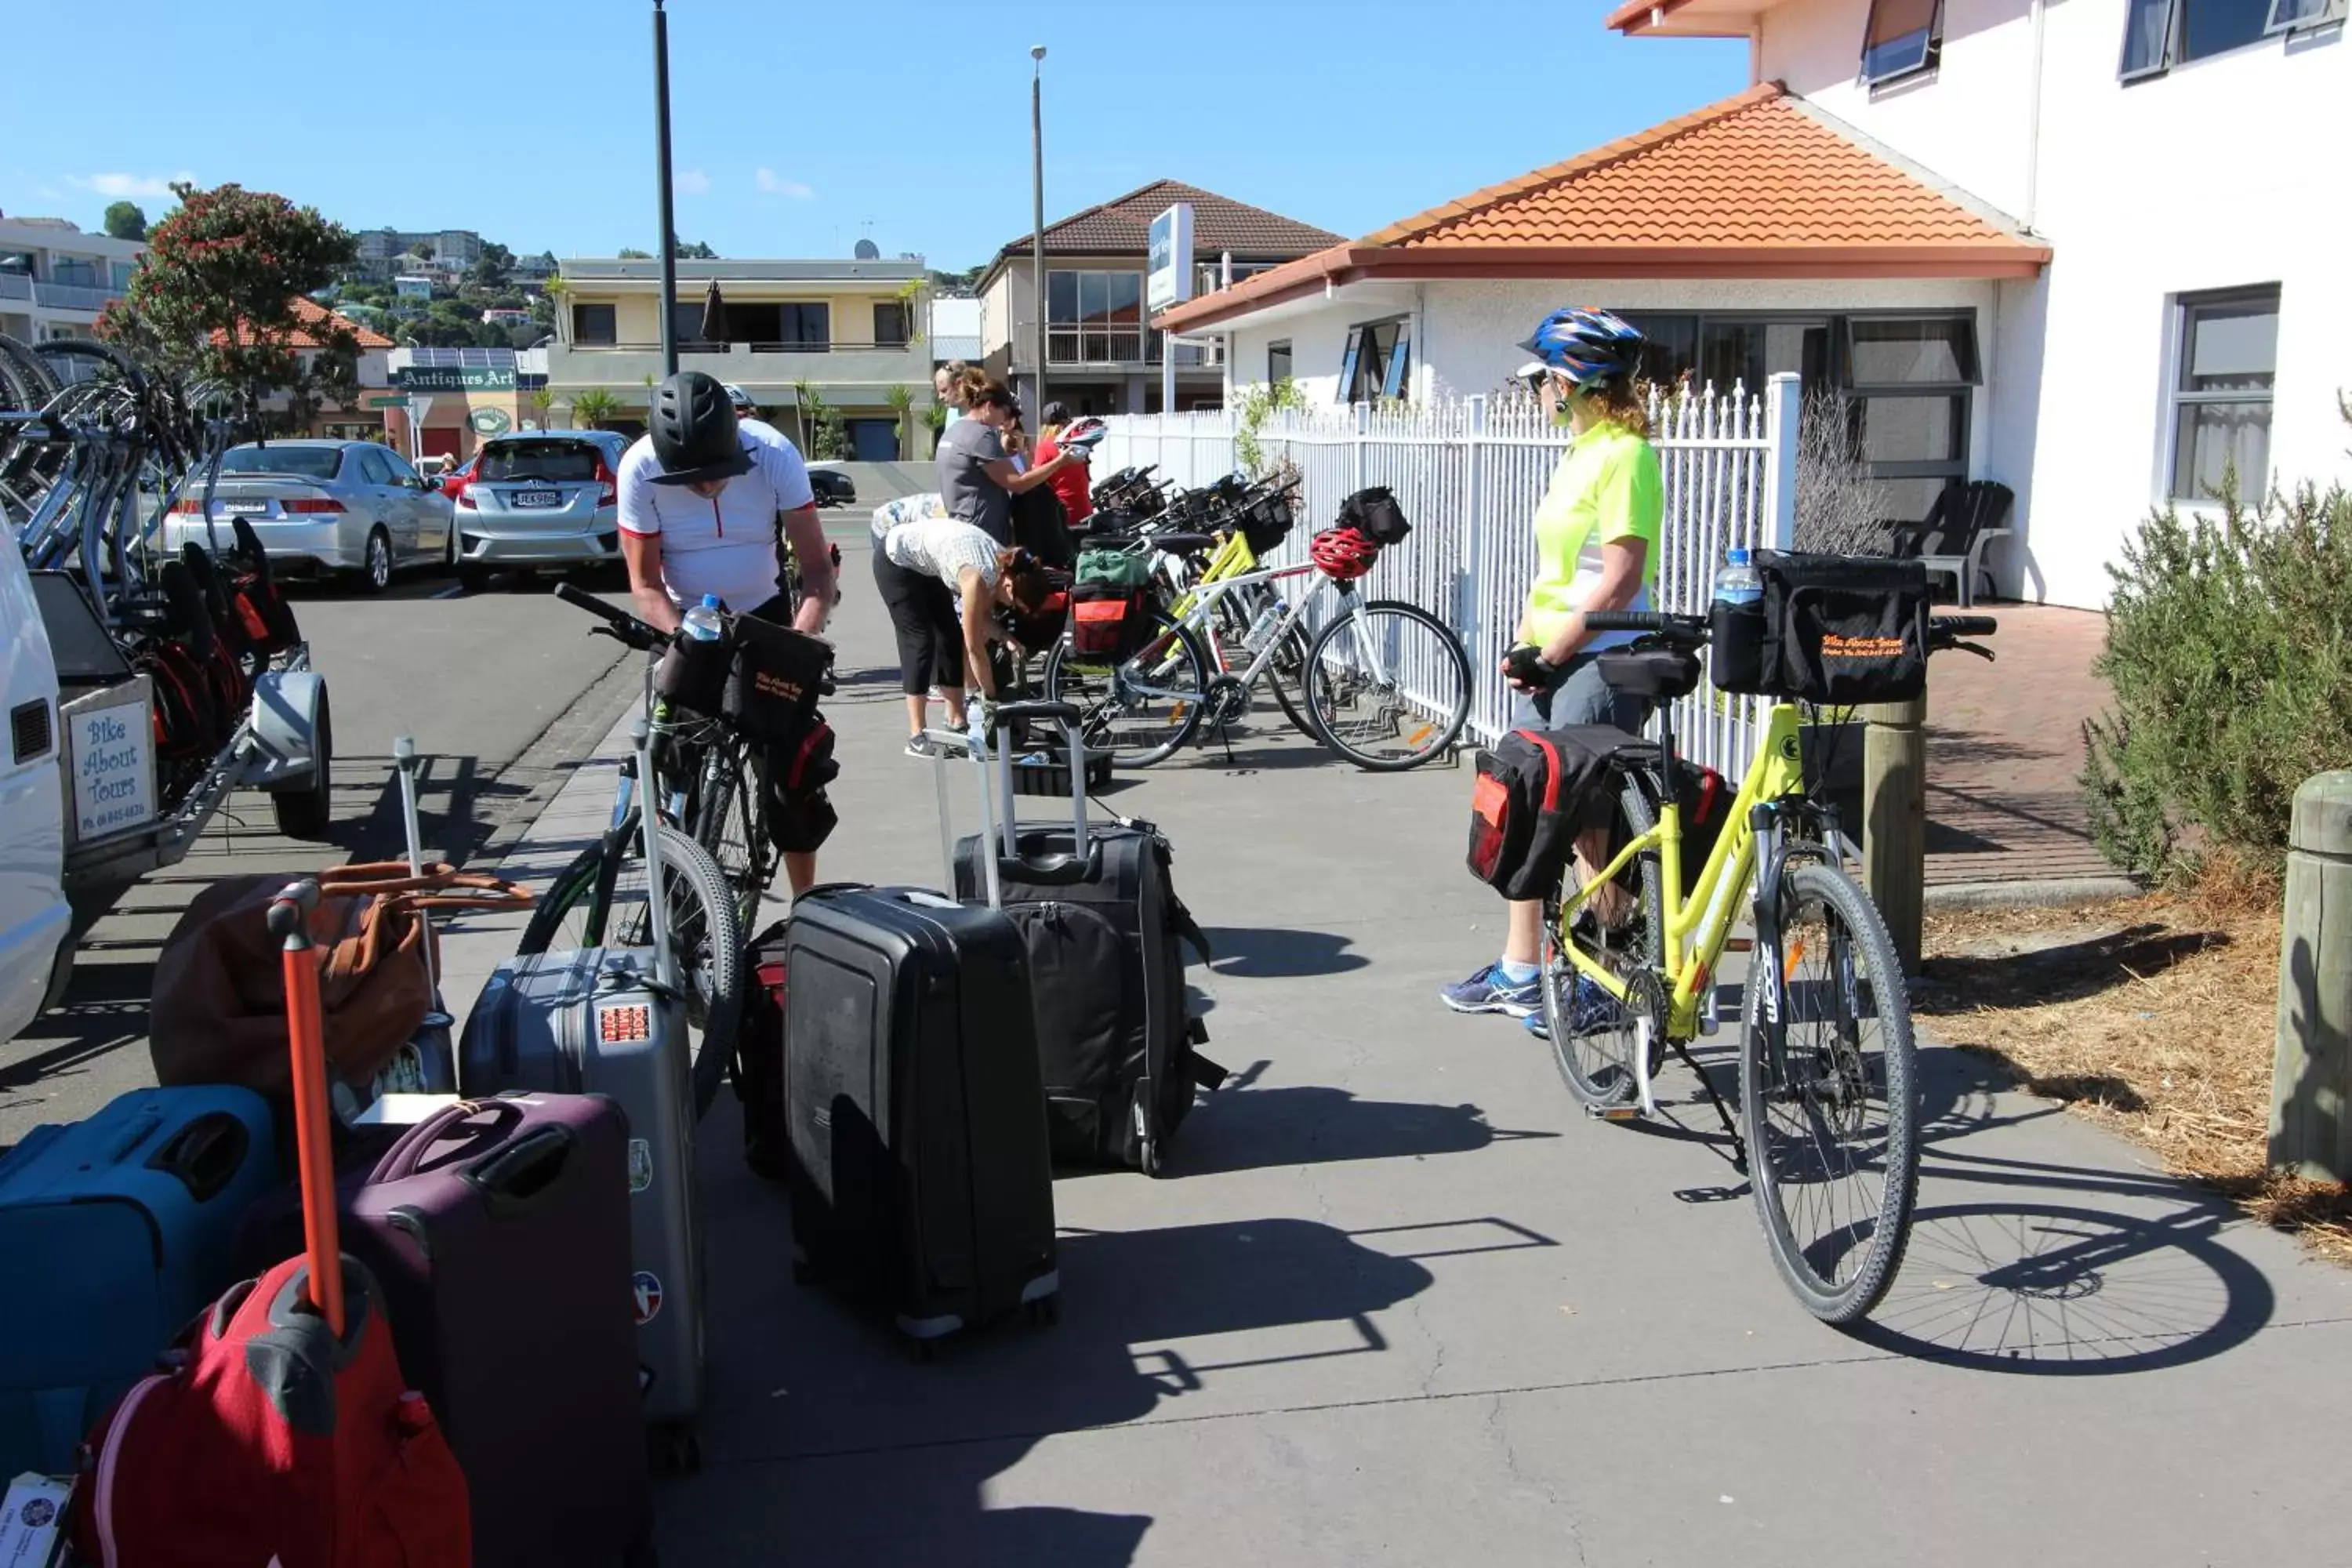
71, 696, 154, 840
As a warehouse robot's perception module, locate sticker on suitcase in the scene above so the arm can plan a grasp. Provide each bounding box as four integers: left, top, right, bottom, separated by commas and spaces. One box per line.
632, 1272, 663, 1325
598, 1004, 652, 1044
626, 1139, 652, 1194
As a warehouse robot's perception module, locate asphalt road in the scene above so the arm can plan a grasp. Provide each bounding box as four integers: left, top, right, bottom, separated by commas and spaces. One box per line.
0, 563, 641, 1143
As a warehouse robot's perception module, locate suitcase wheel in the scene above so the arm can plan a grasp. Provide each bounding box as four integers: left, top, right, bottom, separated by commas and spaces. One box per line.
1138, 1134, 1163, 1178
649, 1422, 702, 1476
1025, 1295, 1060, 1328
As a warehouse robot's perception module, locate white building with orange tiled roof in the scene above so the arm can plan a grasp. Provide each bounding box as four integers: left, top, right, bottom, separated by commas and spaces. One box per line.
1161, 0, 2349, 611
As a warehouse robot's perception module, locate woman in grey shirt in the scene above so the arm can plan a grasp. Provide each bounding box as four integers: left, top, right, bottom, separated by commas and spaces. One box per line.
935, 381, 1079, 545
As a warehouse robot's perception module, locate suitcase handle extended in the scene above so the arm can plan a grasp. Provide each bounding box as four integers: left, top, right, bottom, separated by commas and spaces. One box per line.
926, 698, 1100, 895
268, 880, 346, 1339
370, 1097, 525, 1183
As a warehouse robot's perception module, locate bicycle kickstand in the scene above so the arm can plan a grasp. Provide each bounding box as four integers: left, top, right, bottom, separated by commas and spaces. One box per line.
1668, 1036, 1748, 1174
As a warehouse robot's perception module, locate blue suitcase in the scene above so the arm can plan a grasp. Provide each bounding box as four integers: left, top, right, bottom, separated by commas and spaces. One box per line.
0, 1086, 278, 1475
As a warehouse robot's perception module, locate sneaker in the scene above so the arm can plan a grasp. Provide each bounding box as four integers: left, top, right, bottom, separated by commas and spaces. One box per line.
905, 736, 941, 759
1439, 962, 1542, 1017
1524, 975, 1624, 1040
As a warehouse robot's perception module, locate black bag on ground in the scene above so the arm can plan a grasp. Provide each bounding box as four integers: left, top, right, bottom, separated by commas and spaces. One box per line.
736, 920, 790, 1181
1713, 552, 1931, 705
1339, 485, 1411, 545
1466, 724, 1635, 899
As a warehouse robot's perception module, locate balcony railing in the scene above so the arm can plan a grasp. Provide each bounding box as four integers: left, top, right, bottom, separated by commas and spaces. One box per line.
1040, 329, 1222, 370
568, 338, 918, 355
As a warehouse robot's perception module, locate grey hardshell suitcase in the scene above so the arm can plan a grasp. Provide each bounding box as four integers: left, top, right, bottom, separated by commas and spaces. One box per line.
459, 946, 705, 1446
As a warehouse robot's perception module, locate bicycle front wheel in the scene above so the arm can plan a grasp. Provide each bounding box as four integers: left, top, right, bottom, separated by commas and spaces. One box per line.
688, 741, 771, 935
515, 818, 746, 1122
1041, 608, 1210, 768
1302, 599, 1471, 771
1740, 860, 1919, 1325
1544, 782, 1664, 1109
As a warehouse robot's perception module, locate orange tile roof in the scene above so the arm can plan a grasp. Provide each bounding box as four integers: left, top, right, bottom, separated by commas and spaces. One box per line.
211, 296, 394, 350
1156, 85, 2048, 335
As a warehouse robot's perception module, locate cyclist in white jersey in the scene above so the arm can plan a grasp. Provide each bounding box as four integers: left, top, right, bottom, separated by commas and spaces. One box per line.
619, 370, 835, 893
724, 382, 838, 616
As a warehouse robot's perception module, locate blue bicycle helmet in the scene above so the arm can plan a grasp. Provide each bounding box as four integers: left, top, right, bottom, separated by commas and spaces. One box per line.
1517, 307, 1646, 390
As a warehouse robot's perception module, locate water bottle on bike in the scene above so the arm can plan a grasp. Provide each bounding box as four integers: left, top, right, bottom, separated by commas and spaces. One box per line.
681, 593, 726, 644
1710, 548, 1768, 690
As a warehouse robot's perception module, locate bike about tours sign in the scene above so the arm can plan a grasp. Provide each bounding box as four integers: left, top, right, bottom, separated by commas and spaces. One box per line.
394, 365, 516, 392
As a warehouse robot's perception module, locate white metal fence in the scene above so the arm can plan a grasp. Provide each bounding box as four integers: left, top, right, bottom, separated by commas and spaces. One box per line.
1092, 372, 1799, 775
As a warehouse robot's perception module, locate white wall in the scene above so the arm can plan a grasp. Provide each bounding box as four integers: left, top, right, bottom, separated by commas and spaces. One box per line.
1762, 0, 2352, 605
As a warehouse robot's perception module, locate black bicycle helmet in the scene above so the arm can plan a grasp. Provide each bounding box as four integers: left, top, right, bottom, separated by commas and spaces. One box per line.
648, 369, 753, 486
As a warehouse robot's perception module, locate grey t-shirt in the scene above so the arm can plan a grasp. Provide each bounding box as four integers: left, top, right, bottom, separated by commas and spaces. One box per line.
936, 417, 1011, 545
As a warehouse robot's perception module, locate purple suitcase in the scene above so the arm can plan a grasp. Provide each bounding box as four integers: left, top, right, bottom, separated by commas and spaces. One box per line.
242, 1094, 652, 1567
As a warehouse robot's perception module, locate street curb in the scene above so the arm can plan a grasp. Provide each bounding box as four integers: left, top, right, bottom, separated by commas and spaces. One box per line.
1923, 875, 2144, 912
466, 655, 639, 871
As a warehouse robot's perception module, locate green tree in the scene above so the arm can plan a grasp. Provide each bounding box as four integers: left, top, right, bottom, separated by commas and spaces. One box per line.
572, 388, 622, 429
102, 201, 147, 241
96, 181, 359, 434
617, 248, 653, 260
529, 387, 554, 429
884, 383, 916, 460
674, 239, 717, 260
466, 241, 514, 290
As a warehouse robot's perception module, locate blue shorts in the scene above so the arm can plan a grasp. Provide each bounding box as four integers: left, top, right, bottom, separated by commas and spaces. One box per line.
1509, 652, 1650, 735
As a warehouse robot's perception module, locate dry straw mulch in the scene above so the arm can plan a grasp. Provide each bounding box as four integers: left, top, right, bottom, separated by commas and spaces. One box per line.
1918, 872, 2352, 1265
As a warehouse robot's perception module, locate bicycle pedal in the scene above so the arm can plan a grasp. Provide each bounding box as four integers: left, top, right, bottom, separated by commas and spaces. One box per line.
1588, 1105, 1643, 1123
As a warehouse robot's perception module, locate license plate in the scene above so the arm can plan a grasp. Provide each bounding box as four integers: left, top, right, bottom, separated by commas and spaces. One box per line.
512, 488, 561, 509
221, 502, 267, 514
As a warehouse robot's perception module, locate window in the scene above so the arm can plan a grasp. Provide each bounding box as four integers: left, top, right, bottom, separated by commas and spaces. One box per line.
379, 449, 422, 486
1047, 270, 1145, 364
571, 303, 616, 345
1844, 314, 1978, 522
1860, 0, 1942, 82
1269, 339, 1293, 384
873, 300, 909, 347
1338, 319, 1410, 404
775, 303, 830, 350
2169, 287, 2278, 502
354, 448, 393, 485
2122, 0, 2287, 75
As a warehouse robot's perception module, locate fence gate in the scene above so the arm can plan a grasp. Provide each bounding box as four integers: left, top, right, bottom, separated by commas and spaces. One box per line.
1091, 373, 1798, 777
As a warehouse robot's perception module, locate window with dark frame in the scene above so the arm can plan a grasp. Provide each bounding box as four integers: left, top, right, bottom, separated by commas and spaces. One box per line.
571, 303, 616, 346
1269, 339, 1293, 385
2122, 0, 2308, 76
1047, 270, 1146, 364
873, 299, 909, 347
2169, 286, 2279, 503
1860, 0, 1943, 83
1337, 319, 1410, 404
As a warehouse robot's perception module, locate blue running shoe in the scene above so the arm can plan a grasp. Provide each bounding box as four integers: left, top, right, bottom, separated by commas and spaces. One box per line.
1523, 975, 1624, 1040
1439, 962, 1542, 1017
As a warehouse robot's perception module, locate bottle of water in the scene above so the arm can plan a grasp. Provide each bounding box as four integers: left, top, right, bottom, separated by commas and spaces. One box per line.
681, 593, 725, 643
1714, 547, 1762, 608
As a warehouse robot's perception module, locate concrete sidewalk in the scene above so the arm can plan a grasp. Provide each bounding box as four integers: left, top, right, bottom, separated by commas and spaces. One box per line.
451, 543, 2350, 1567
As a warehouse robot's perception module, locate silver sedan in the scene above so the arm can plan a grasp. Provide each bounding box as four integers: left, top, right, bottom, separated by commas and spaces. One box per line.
162, 440, 456, 594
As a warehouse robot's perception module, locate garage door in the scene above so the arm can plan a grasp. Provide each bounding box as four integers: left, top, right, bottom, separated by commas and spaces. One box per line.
421, 427, 463, 461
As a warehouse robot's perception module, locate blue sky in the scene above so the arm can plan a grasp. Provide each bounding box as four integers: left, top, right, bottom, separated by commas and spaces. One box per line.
0, 0, 1745, 271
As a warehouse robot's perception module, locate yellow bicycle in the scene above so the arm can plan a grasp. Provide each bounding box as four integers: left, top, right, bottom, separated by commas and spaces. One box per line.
1550, 606, 1994, 1323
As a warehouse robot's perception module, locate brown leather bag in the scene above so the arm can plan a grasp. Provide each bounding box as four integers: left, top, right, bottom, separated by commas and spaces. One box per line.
150, 861, 534, 1094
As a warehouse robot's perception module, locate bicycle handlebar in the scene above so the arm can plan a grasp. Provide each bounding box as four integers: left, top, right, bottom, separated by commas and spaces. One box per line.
1935, 615, 1998, 637
1581, 611, 1682, 634
554, 580, 666, 652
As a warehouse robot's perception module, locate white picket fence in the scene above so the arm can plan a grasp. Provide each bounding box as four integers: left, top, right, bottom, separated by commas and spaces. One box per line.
1091, 372, 1800, 774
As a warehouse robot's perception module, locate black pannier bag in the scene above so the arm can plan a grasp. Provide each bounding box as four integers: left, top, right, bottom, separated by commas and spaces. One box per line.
1710, 551, 1931, 706
655, 631, 729, 713
721, 613, 831, 743
1070, 582, 1150, 662
1235, 486, 1297, 556
1339, 485, 1412, 546
1465, 724, 1628, 899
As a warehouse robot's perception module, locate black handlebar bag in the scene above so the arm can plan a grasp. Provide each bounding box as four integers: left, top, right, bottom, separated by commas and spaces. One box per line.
1712, 552, 1933, 706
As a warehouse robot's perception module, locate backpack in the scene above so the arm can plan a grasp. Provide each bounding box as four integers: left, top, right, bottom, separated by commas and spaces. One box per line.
71, 1254, 473, 1568
1011, 483, 1075, 569
1465, 724, 1629, 899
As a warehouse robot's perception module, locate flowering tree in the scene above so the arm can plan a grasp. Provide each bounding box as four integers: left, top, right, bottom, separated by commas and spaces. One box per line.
97, 182, 360, 432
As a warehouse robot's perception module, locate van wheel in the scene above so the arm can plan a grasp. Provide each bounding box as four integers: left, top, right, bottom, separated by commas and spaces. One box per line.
270, 691, 332, 839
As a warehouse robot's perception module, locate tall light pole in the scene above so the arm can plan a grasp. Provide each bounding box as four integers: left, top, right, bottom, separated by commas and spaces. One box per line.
1029, 45, 1048, 423
653, 0, 680, 376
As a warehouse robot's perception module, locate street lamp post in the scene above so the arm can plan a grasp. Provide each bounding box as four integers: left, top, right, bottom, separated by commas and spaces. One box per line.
653, 0, 680, 376
1029, 45, 1048, 423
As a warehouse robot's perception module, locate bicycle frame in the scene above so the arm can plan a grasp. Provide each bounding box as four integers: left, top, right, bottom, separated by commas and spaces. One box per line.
1555, 700, 1808, 1042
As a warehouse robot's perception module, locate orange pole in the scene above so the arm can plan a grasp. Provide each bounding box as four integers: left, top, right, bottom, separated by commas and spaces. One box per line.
271, 884, 345, 1338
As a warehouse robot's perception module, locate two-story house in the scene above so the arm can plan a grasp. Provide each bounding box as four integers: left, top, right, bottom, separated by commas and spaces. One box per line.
976, 180, 1342, 418
1158, 0, 2347, 608
544, 256, 931, 458
0, 216, 143, 346
212, 296, 398, 441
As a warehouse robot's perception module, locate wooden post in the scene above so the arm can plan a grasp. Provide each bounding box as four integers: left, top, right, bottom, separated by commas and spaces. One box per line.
1860, 695, 1928, 975
2269, 771, 2352, 1181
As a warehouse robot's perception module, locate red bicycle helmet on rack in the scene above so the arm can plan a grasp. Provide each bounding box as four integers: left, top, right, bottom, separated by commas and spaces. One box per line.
1309, 525, 1382, 581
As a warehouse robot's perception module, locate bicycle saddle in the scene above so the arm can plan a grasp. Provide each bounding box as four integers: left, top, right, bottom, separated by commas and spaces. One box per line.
1148, 531, 1217, 555
1597, 647, 1702, 701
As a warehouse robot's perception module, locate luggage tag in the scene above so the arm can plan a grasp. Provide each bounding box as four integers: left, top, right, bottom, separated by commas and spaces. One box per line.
0, 1472, 72, 1568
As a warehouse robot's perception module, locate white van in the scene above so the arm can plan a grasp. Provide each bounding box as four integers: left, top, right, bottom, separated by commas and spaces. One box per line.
0, 519, 68, 1041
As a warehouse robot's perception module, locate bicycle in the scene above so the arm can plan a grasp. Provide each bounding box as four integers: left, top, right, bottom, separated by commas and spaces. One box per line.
1044, 511, 1473, 771
518, 583, 751, 1118
1545, 605, 1996, 1324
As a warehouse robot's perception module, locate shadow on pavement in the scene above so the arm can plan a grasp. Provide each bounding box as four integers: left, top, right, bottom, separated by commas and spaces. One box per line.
664, 1207, 1468, 1565
1202, 926, 1369, 978
1168, 1073, 1555, 1175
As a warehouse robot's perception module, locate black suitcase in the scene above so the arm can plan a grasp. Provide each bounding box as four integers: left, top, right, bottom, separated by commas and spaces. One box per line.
952, 701, 1224, 1175
784, 717, 1062, 1352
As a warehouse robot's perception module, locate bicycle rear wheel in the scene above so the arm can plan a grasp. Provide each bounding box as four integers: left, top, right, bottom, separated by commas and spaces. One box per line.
1544, 782, 1664, 1109
1040, 608, 1209, 768
1740, 860, 1919, 1325
515, 818, 746, 1122
1301, 599, 1471, 771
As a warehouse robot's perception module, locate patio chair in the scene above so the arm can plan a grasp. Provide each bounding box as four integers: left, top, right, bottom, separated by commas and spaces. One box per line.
1886, 480, 2013, 608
